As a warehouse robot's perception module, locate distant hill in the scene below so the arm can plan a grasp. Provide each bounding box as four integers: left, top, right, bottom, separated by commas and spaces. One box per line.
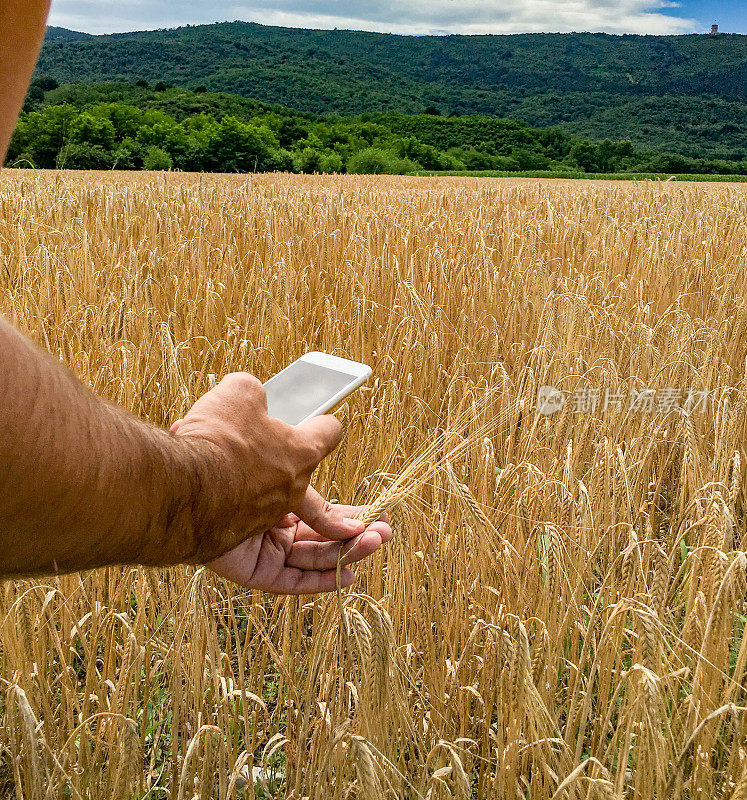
44, 26, 92, 41
35, 22, 747, 160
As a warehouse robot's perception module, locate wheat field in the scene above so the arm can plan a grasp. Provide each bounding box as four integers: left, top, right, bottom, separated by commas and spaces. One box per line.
0, 171, 746, 799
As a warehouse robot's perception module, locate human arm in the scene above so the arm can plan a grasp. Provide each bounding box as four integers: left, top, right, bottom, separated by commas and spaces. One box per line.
0, 318, 390, 588
0, 0, 391, 589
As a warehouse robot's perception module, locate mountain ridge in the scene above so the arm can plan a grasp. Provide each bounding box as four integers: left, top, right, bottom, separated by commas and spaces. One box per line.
36, 22, 747, 159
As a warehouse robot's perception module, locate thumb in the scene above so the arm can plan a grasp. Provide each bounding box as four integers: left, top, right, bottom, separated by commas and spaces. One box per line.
294, 414, 344, 464
295, 486, 366, 541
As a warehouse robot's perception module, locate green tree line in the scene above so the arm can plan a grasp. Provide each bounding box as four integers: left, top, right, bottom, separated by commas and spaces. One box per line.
7, 80, 746, 176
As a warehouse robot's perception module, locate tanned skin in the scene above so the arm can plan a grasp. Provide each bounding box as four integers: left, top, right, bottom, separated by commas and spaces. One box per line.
0, 0, 391, 594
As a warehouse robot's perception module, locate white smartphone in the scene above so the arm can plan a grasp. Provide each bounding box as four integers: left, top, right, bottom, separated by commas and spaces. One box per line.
263, 352, 372, 425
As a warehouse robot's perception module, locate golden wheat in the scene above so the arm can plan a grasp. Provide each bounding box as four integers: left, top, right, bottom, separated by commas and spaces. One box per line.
0, 170, 746, 799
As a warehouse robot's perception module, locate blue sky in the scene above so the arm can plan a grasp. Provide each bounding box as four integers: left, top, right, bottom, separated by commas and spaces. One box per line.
667, 0, 746, 30
48, 0, 747, 36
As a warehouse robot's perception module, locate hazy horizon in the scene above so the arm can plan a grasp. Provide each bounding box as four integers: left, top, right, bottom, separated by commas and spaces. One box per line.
47, 18, 747, 38
46, 0, 747, 37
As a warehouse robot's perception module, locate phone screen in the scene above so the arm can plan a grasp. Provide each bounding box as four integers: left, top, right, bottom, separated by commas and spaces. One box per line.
264, 360, 356, 425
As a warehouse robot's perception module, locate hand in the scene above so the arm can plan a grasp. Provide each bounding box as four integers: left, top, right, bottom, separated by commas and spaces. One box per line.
171, 372, 392, 591
208, 504, 391, 594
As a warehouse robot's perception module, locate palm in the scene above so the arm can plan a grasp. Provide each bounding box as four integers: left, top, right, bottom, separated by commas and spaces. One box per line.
208, 507, 391, 595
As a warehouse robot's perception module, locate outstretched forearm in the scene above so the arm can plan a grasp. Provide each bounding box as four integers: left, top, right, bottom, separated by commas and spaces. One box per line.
0, 0, 391, 592
0, 318, 223, 576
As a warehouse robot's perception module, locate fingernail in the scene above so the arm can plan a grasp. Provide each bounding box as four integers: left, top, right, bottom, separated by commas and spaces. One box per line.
343, 517, 366, 534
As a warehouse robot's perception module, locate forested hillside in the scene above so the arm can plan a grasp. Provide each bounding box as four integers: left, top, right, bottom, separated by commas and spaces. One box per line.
36, 23, 747, 161
8, 81, 745, 176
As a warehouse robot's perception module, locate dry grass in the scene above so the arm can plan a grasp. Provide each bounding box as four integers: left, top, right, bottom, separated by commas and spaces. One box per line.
0, 169, 746, 799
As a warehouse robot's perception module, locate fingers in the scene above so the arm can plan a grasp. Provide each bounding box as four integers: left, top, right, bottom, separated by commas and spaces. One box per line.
292, 494, 389, 542
286, 522, 392, 571
289, 514, 392, 542
294, 414, 343, 464
294, 485, 365, 540
208, 511, 393, 596
295, 505, 389, 528
276, 518, 392, 591
211, 555, 356, 595
274, 567, 356, 595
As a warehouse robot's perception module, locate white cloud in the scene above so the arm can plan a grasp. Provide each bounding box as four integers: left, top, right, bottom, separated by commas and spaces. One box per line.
48, 0, 702, 35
